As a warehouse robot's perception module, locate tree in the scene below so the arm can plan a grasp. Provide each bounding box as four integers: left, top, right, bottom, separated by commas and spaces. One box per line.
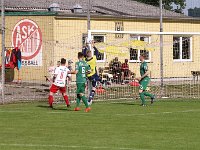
134, 0, 186, 13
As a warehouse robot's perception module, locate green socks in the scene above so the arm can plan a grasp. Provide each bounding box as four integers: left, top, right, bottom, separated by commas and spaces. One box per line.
81, 96, 89, 108
143, 91, 153, 98
140, 91, 154, 105
139, 92, 146, 105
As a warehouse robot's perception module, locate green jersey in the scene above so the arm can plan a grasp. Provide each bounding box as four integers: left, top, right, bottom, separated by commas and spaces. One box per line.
140, 61, 148, 77
75, 60, 90, 83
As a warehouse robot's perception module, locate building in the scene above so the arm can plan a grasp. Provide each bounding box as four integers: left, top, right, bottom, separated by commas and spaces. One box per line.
0, 0, 200, 82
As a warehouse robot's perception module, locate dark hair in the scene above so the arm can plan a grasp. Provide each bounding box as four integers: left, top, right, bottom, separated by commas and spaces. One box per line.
78, 52, 84, 58
61, 58, 66, 64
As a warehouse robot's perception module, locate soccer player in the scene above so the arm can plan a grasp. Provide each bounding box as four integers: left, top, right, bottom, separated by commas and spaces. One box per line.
83, 41, 99, 105
48, 58, 70, 108
135, 54, 155, 106
72, 52, 91, 112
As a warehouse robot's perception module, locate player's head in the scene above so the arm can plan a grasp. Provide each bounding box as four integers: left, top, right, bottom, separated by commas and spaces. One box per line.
57, 61, 61, 67
78, 52, 84, 60
86, 50, 92, 57
114, 57, 118, 61
60, 58, 66, 66
125, 59, 128, 63
139, 54, 146, 62
68, 60, 73, 65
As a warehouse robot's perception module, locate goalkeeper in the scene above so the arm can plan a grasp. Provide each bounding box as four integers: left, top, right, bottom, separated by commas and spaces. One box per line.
135, 54, 155, 106
82, 41, 99, 105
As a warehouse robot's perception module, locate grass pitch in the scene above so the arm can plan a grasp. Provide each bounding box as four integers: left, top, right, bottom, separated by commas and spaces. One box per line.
0, 99, 200, 150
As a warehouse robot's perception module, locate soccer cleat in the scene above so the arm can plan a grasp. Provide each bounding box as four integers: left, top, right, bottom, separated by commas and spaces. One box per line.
151, 95, 156, 104
67, 105, 71, 108
74, 107, 81, 111
140, 104, 147, 107
88, 99, 93, 106
85, 107, 91, 112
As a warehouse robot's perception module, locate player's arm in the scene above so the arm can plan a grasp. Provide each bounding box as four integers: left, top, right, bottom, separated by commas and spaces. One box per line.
70, 70, 78, 74
141, 70, 150, 79
86, 65, 91, 75
136, 65, 149, 81
70, 63, 79, 74
53, 68, 59, 82
92, 41, 99, 56
93, 46, 99, 56
82, 47, 87, 58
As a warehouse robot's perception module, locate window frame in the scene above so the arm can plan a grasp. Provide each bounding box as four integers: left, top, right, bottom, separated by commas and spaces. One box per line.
92, 35, 106, 63
129, 35, 152, 63
173, 36, 193, 62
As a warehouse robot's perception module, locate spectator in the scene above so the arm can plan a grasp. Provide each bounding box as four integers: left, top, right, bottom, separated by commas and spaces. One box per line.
47, 61, 55, 84
67, 60, 73, 83
57, 61, 61, 67
110, 57, 122, 83
121, 59, 130, 84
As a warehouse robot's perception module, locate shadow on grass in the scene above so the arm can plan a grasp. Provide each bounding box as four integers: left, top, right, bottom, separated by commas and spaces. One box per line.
111, 102, 140, 106
37, 105, 72, 111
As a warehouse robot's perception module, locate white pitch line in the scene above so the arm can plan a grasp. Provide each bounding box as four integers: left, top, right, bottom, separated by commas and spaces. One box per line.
116, 109, 200, 117
1, 109, 200, 117
0, 143, 141, 150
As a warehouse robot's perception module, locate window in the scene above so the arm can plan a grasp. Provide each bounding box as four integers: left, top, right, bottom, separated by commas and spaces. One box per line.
173, 36, 192, 61
173, 37, 180, 59
115, 21, 124, 38
129, 35, 151, 62
92, 35, 106, 62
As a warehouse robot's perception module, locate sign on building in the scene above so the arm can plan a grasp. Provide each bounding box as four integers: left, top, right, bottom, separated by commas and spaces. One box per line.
12, 19, 43, 66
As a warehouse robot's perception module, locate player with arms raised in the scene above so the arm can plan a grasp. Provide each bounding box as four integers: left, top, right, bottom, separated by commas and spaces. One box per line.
135, 54, 155, 106
48, 58, 70, 108
73, 52, 91, 112
83, 41, 99, 105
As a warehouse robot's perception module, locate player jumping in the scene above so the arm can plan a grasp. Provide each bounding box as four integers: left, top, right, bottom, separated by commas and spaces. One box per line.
48, 58, 70, 108
72, 52, 91, 112
83, 41, 99, 105
135, 54, 155, 106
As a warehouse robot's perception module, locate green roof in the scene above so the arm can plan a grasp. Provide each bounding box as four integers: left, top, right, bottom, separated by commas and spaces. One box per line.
5, 11, 57, 16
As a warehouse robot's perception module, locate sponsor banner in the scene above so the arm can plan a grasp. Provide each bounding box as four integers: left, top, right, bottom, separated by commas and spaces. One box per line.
12, 19, 42, 66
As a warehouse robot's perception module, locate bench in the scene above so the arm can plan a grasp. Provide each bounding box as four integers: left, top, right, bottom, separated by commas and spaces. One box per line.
191, 71, 200, 82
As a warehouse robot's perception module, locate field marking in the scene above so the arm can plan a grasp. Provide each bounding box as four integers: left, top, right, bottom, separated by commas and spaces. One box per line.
1, 108, 200, 117
116, 109, 200, 117
0, 143, 146, 150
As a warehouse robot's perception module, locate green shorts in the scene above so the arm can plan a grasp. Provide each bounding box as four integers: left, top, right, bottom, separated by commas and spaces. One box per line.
139, 77, 150, 91
76, 83, 86, 94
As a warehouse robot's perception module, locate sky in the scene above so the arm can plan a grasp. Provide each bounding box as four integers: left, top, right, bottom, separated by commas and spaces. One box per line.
184, 0, 200, 15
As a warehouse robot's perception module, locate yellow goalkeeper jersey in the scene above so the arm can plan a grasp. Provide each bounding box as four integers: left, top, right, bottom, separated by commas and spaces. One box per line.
85, 56, 97, 77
